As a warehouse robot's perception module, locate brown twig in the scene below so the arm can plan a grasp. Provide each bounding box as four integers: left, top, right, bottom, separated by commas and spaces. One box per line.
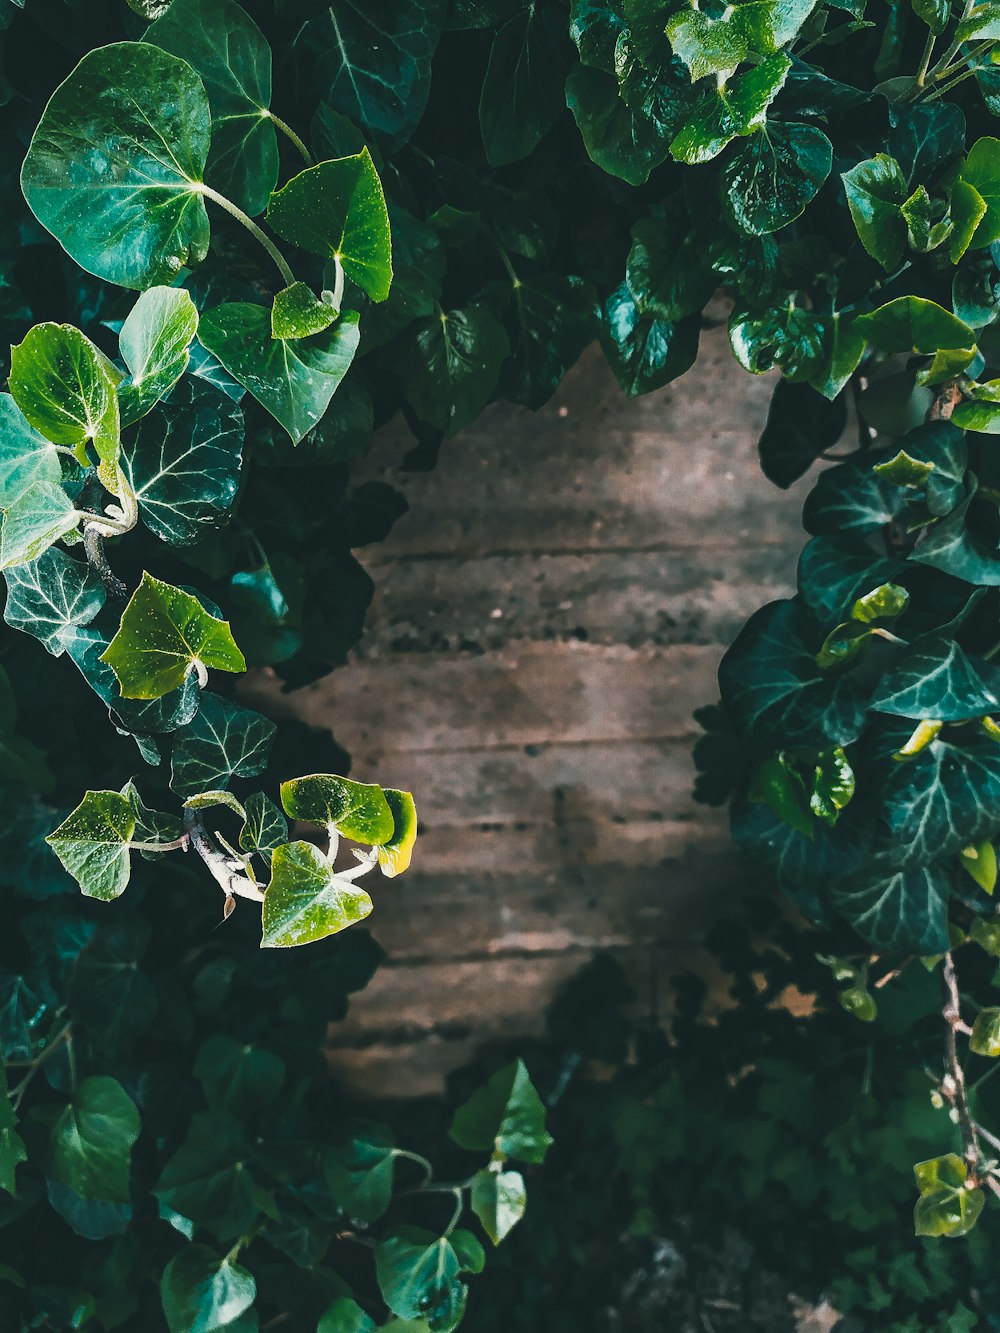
942, 953, 981, 1177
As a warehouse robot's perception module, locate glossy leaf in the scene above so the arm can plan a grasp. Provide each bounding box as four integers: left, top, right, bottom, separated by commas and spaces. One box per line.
145, 0, 278, 217
600, 282, 699, 397
3, 547, 105, 655
123, 378, 244, 546
8, 323, 121, 483
170, 695, 275, 799
46, 790, 137, 902
470, 1167, 526, 1245
260, 841, 373, 948
670, 53, 790, 166
267, 150, 392, 302
239, 791, 288, 864
101, 573, 245, 699
449, 1059, 552, 1163
118, 287, 199, 426
960, 839, 997, 893
21, 43, 211, 289
565, 63, 671, 186
279, 773, 394, 845
194, 1035, 284, 1113
377, 789, 417, 878
375, 1227, 483, 1330
271, 283, 338, 340
0, 394, 61, 508
198, 303, 361, 444
396, 307, 510, 435
723, 122, 833, 236
870, 640, 999, 721
160, 1245, 256, 1333
0, 482, 79, 572
855, 298, 976, 360
841, 154, 907, 268
958, 136, 1000, 249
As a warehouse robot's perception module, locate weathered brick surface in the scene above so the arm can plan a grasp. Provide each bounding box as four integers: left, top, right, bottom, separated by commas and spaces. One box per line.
250, 323, 812, 1097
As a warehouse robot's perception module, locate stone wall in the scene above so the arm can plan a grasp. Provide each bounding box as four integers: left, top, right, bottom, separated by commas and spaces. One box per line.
247, 320, 813, 1097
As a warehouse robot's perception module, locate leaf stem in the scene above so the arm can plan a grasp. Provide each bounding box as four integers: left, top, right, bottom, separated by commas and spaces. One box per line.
942, 953, 981, 1177
392, 1148, 434, 1187
267, 111, 314, 168
916, 30, 936, 87
444, 1185, 464, 1236
925, 65, 980, 99
198, 184, 295, 287
82, 524, 127, 599
325, 256, 345, 316
8, 1023, 73, 1111
183, 808, 265, 904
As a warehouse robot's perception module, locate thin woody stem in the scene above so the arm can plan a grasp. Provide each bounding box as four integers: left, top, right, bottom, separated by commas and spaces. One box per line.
184, 808, 264, 903
82, 524, 127, 599
943, 953, 981, 1176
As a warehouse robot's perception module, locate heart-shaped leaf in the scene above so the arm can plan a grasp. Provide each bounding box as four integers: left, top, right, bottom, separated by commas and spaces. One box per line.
374, 1226, 483, 1328
9, 324, 122, 485
198, 303, 360, 444
260, 840, 373, 948
0, 482, 79, 572
870, 640, 1000, 721
271, 283, 338, 340
145, 0, 278, 217
279, 773, 395, 845
239, 791, 288, 864
160, 1244, 256, 1333
21, 42, 211, 290
396, 306, 510, 434
170, 695, 275, 798
449, 1059, 552, 1164
841, 154, 908, 268
123, 378, 243, 546
0, 394, 62, 508
470, 1167, 526, 1245
3, 547, 105, 656
267, 150, 393, 302
118, 287, 200, 426
101, 572, 245, 699
45, 1076, 141, 1203
723, 121, 833, 236
325, 1120, 398, 1221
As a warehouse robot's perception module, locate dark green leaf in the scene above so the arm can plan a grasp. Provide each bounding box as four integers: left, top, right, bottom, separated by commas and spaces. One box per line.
375, 1227, 482, 1331
565, 63, 671, 186
194, 1035, 285, 1112
239, 792, 288, 865
626, 216, 717, 324
600, 282, 699, 397
841, 154, 907, 268
758, 380, 847, 488
45, 1076, 141, 1203
123, 378, 244, 546
723, 122, 833, 236
170, 695, 276, 798
479, 6, 565, 166
449, 1059, 552, 1163
396, 307, 510, 435
146, 0, 278, 217
155, 1110, 261, 1241
118, 287, 200, 426
3, 547, 105, 655
870, 640, 999, 721
325, 1120, 397, 1221
830, 863, 950, 953
198, 304, 361, 445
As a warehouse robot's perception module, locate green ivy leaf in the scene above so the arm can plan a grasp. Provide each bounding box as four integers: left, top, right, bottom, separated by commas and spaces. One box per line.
267, 150, 392, 302
855, 297, 976, 366
914, 1183, 985, 1238
317, 1298, 376, 1333
123, 378, 244, 547
470, 1167, 526, 1245
118, 287, 200, 427
271, 283, 338, 340
723, 122, 833, 236
841, 154, 908, 268
396, 307, 510, 435
667, 0, 817, 78
749, 752, 814, 836
46, 790, 137, 902
449, 1059, 552, 1163
626, 216, 717, 325
68, 914, 159, 1055
670, 53, 790, 166
154, 1110, 261, 1241
375, 1227, 483, 1331
870, 639, 999, 721
831, 863, 951, 953
279, 773, 395, 844
160, 1244, 256, 1333
3, 547, 105, 656
325, 1120, 397, 1221
146, 0, 278, 217
970, 1006, 1000, 1054
8, 323, 121, 485
296, 0, 447, 147
479, 6, 565, 166
101, 572, 245, 699
260, 841, 373, 948
21, 43, 211, 289
170, 695, 275, 799
0, 394, 62, 507
0, 481, 79, 572
912, 0, 951, 31
600, 282, 699, 397
194, 1035, 285, 1113
45, 1075, 141, 1203
490, 274, 597, 411
719, 601, 866, 750
565, 63, 671, 186
198, 303, 360, 444
957, 136, 1000, 249
239, 791, 288, 865
911, 488, 1000, 585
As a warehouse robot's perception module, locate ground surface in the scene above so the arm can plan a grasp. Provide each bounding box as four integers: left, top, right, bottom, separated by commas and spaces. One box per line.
247, 319, 812, 1097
